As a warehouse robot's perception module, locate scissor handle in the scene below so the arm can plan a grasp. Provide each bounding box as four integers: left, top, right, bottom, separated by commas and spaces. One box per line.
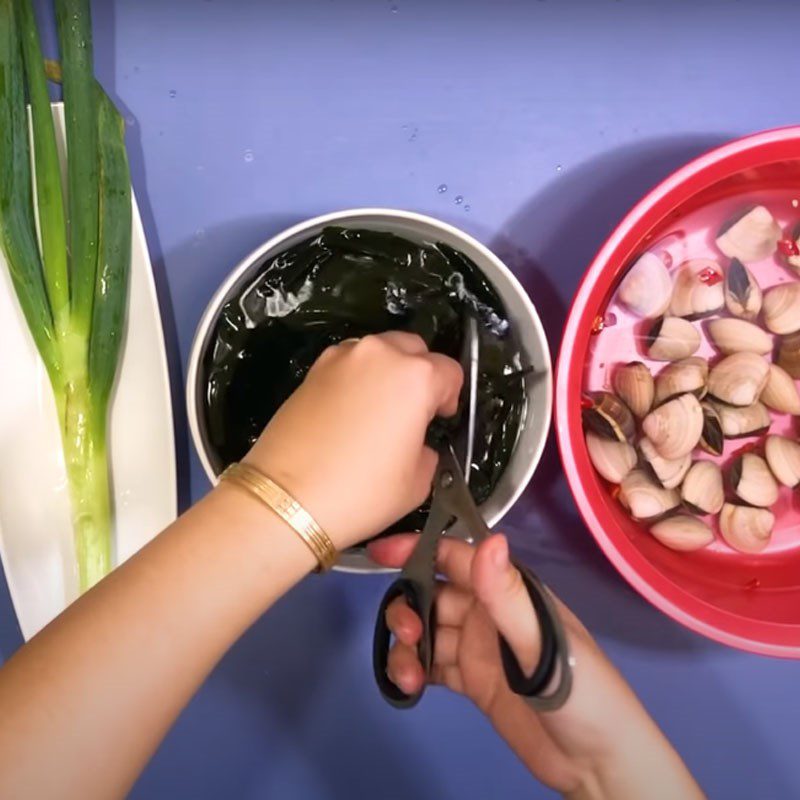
372, 577, 436, 709
499, 562, 573, 712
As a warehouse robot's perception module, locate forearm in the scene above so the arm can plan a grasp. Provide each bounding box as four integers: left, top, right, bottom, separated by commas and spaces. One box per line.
565, 710, 704, 800
565, 651, 704, 800
494, 627, 703, 800
0, 483, 314, 799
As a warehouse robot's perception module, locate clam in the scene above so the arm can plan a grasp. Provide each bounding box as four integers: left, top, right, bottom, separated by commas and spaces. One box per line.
724, 258, 762, 320
617, 252, 672, 318
777, 332, 800, 379
645, 317, 701, 361
729, 453, 779, 508
708, 400, 771, 439
715, 205, 781, 263
681, 460, 724, 515
707, 352, 769, 406
642, 393, 703, 459
650, 515, 714, 552
706, 318, 772, 356
669, 259, 725, 318
762, 283, 800, 335
653, 357, 708, 406
618, 470, 680, 520
612, 362, 654, 418
764, 434, 800, 488
585, 432, 637, 484
699, 401, 724, 456
760, 364, 800, 415
719, 503, 774, 554
582, 392, 635, 443
639, 437, 692, 490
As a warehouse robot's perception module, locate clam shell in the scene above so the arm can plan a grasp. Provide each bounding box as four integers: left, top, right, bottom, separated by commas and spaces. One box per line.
612, 361, 654, 419
724, 258, 762, 320
760, 364, 800, 415
681, 460, 724, 515
618, 252, 672, 318
669, 259, 724, 318
582, 392, 636, 443
642, 393, 703, 459
645, 317, 701, 362
699, 402, 725, 456
639, 437, 692, 490
777, 332, 800, 379
707, 352, 769, 407
716, 205, 781, 263
650, 515, 714, 552
764, 434, 800, 488
619, 470, 680, 520
719, 503, 774, 554
729, 453, 779, 508
653, 357, 708, 406
763, 283, 800, 335
585, 432, 637, 484
708, 400, 771, 439
706, 318, 773, 356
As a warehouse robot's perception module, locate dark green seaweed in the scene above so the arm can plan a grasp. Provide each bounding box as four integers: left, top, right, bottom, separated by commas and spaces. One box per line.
200, 226, 526, 538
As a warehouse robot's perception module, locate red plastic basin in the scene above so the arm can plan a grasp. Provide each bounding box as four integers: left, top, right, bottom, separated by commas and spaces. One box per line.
556, 127, 800, 657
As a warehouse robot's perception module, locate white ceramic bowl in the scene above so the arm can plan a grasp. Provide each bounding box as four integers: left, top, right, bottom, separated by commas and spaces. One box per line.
186, 209, 552, 572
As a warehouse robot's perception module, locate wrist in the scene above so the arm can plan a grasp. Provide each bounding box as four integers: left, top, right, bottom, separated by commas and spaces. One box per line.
209, 480, 319, 577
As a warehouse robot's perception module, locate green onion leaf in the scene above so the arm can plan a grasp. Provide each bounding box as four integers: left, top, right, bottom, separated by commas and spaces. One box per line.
16, 0, 69, 336
0, 0, 59, 378
55, 0, 97, 342
89, 91, 130, 411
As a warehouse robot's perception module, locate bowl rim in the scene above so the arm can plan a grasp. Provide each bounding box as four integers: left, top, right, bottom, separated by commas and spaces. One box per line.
556, 126, 800, 657
186, 207, 553, 573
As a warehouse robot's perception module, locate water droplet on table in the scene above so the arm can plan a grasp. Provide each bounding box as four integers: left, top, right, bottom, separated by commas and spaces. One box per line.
244, 149, 255, 163
454, 195, 463, 205
408, 127, 418, 142
169, 89, 177, 98
390, 4, 398, 11
464, 205, 471, 212
437, 184, 448, 194
193, 229, 206, 246
126, 116, 135, 127
555, 164, 563, 173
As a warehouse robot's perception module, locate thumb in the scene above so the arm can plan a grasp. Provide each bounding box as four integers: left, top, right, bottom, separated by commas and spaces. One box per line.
472, 534, 541, 677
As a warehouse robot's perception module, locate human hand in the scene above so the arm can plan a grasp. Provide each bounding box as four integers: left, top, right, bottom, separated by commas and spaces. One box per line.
369, 533, 704, 800
244, 332, 463, 550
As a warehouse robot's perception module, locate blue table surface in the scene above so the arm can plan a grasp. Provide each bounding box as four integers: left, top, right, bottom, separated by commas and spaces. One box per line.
2, 0, 800, 797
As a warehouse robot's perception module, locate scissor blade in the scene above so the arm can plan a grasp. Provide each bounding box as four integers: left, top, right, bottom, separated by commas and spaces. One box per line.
436, 445, 492, 543
400, 492, 452, 584
458, 316, 479, 484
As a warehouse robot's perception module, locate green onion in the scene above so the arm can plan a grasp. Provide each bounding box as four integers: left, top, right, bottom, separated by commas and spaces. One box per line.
1, 0, 131, 591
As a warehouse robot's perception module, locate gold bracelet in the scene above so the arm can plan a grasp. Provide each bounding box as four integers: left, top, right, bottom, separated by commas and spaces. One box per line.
221, 462, 338, 572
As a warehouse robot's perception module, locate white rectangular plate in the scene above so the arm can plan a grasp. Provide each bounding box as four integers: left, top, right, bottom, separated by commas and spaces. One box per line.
0, 104, 176, 640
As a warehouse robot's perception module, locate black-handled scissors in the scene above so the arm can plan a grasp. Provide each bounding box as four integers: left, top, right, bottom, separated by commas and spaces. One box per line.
373, 318, 573, 711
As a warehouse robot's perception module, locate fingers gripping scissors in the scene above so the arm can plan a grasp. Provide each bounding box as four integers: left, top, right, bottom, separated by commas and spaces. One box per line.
373, 317, 573, 711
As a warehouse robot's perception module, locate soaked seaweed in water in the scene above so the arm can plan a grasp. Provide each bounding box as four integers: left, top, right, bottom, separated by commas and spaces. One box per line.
201, 226, 527, 538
